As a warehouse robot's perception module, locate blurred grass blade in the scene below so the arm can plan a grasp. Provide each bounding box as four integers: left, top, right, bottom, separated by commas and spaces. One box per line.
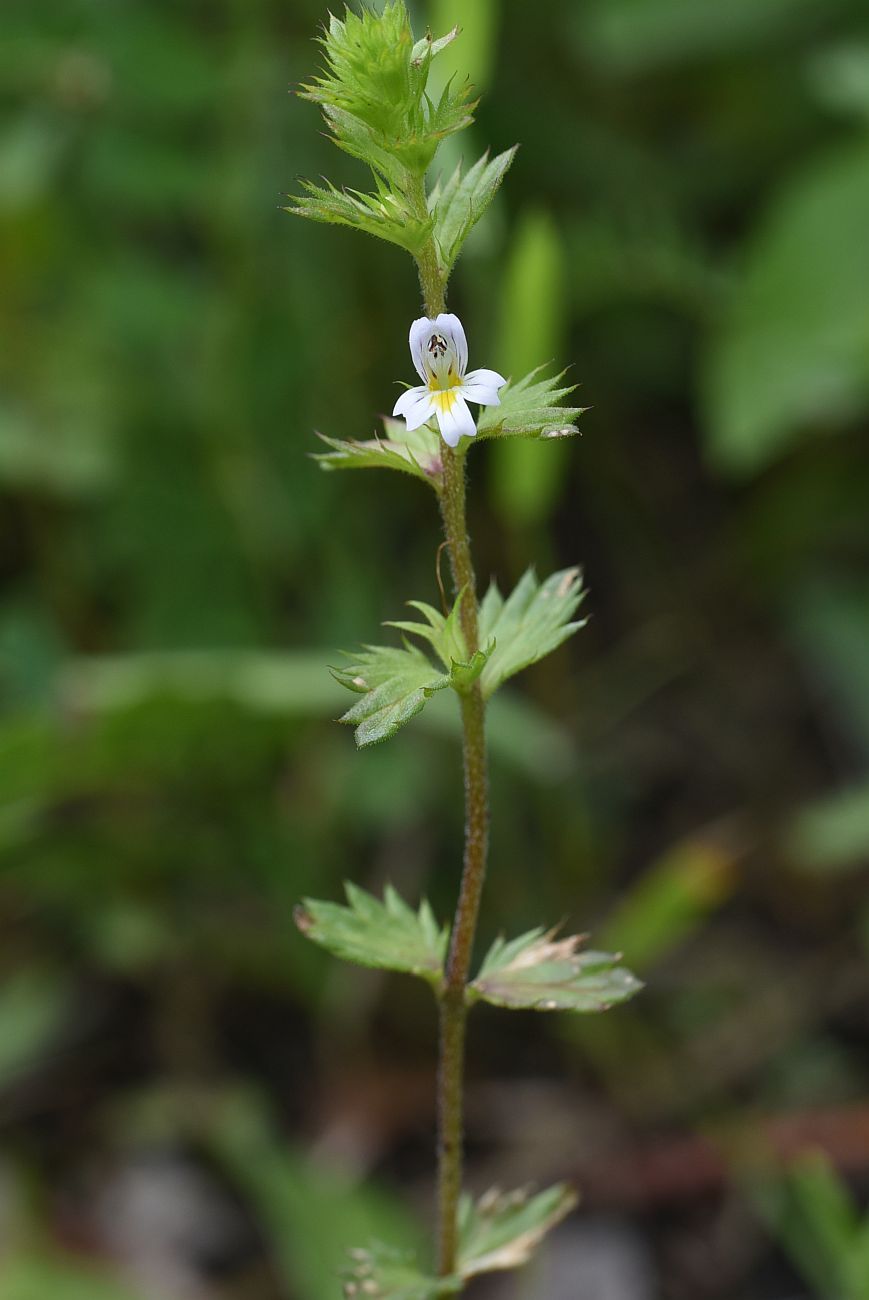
702, 140, 869, 474
599, 838, 735, 970
488, 210, 571, 525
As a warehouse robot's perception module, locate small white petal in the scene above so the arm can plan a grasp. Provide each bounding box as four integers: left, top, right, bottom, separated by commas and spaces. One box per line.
435, 313, 468, 377
435, 392, 476, 447
463, 367, 507, 396
393, 385, 436, 431
409, 317, 434, 384
460, 382, 502, 408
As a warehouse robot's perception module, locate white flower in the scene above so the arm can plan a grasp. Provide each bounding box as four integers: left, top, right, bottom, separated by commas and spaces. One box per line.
392, 313, 507, 448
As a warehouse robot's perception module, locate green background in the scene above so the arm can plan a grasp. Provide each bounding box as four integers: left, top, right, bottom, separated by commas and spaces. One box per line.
2, 0, 869, 1296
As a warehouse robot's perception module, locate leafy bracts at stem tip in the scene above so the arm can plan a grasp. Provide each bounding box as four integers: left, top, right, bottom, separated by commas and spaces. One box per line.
429, 148, 518, 276
334, 591, 493, 747
298, 2, 475, 180
469, 926, 642, 1013
295, 883, 448, 988
479, 566, 587, 698
475, 365, 586, 441
340, 1184, 577, 1297
312, 416, 443, 489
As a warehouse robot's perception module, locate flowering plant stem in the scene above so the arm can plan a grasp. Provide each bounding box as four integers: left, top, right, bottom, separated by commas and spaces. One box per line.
410, 179, 490, 1279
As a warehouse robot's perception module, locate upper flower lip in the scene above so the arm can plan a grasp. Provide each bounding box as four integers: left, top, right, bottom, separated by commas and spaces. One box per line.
410, 313, 468, 386
394, 313, 506, 448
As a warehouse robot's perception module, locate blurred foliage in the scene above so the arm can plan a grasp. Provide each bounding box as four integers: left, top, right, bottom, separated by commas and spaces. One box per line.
1, 0, 869, 1296
756, 1152, 869, 1300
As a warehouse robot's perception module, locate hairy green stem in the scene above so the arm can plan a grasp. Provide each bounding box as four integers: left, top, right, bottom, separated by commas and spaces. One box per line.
410, 174, 490, 1279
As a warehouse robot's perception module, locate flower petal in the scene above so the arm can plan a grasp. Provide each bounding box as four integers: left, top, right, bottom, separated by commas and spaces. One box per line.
465, 369, 504, 397
460, 385, 501, 408
434, 313, 468, 377
393, 385, 436, 431
435, 392, 476, 447
409, 317, 434, 383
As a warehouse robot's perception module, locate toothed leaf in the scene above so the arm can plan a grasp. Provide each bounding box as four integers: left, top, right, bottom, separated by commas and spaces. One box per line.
429, 147, 518, 275
476, 366, 585, 441
313, 417, 443, 488
335, 593, 494, 746
457, 1184, 578, 1278
296, 4, 475, 180
341, 1243, 457, 1299
286, 180, 434, 255
333, 643, 451, 747
295, 884, 448, 986
339, 1185, 579, 1295
479, 567, 587, 697
469, 927, 642, 1013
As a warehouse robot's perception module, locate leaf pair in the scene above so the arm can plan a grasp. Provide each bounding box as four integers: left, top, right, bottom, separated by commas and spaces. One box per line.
296, 883, 642, 1016
312, 368, 585, 489
331, 567, 586, 748
341, 1184, 578, 1299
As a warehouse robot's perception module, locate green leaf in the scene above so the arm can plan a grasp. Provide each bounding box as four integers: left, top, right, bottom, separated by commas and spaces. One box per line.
702, 140, 869, 473
469, 927, 642, 1012
295, 883, 448, 986
429, 147, 517, 275
341, 1245, 456, 1300
333, 642, 451, 748
319, 105, 409, 189
457, 1184, 578, 1278
339, 1186, 578, 1297
298, 3, 475, 179
475, 365, 585, 441
301, 4, 418, 147
286, 178, 434, 255
335, 592, 494, 747
339, 1186, 577, 1296
479, 567, 587, 697
312, 416, 443, 488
